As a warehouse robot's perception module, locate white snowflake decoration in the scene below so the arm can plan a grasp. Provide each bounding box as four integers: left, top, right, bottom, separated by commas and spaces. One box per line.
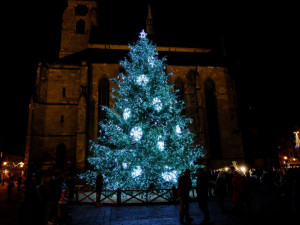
132, 166, 142, 178
139, 29, 147, 38
122, 163, 128, 169
130, 126, 143, 141
162, 170, 177, 182
158, 141, 164, 151
136, 74, 149, 86
176, 125, 181, 134
153, 97, 162, 112
123, 108, 131, 120
148, 56, 155, 68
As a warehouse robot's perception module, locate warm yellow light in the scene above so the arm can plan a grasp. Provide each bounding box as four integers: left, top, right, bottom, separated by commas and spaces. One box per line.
283, 156, 288, 160
19, 162, 24, 167
3, 162, 7, 166
224, 167, 229, 171
293, 158, 296, 161
4, 169, 9, 173
240, 166, 247, 173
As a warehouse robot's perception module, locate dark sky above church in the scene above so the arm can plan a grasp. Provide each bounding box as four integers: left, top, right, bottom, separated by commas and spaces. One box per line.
1, 0, 299, 155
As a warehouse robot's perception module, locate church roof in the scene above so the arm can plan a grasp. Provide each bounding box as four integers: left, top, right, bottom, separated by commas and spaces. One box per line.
57, 46, 224, 67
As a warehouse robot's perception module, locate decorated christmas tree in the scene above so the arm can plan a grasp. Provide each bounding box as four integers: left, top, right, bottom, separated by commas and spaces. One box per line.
81, 30, 205, 190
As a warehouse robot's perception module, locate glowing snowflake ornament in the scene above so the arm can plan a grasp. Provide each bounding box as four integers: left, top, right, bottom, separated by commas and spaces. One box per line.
130, 126, 143, 141
158, 141, 164, 151
148, 56, 155, 68
176, 125, 181, 134
153, 97, 162, 112
123, 108, 131, 120
132, 166, 142, 178
136, 74, 149, 86
162, 169, 177, 182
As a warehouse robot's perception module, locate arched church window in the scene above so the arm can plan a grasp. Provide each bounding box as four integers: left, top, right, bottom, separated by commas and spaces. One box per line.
76, 19, 86, 34
55, 143, 66, 169
98, 78, 110, 137
205, 78, 222, 159
174, 78, 186, 115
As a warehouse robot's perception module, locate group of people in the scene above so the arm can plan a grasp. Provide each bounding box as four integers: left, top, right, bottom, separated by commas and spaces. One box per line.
177, 166, 300, 224
177, 166, 254, 225
18, 170, 76, 225
177, 168, 210, 224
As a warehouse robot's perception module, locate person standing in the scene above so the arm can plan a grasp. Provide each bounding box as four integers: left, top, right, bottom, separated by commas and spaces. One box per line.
17, 174, 22, 192
232, 170, 246, 212
177, 169, 193, 224
196, 168, 210, 224
96, 171, 104, 207
215, 171, 227, 213
7, 176, 15, 202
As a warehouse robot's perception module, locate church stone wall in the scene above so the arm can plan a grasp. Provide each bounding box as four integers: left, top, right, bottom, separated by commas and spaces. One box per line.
89, 63, 121, 141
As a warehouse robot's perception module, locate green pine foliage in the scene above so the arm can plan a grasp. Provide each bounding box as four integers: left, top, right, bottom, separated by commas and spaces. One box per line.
81, 30, 204, 190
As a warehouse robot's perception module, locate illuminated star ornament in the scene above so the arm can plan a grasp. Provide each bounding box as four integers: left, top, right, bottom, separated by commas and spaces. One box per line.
139, 29, 147, 38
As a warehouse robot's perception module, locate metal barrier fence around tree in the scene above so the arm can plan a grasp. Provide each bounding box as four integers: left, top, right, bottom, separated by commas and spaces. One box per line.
75, 185, 198, 206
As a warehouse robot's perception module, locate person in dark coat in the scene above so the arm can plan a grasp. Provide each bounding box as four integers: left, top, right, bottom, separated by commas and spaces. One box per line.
196, 168, 210, 224
232, 170, 246, 212
17, 174, 22, 192
96, 171, 104, 207
177, 169, 193, 224
215, 171, 227, 213
7, 176, 15, 202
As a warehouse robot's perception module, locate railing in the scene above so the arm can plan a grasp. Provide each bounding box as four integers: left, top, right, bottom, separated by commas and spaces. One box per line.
75, 185, 198, 206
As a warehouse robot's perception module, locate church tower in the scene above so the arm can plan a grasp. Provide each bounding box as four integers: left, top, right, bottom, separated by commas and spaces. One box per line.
59, 0, 99, 58
145, 3, 154, 36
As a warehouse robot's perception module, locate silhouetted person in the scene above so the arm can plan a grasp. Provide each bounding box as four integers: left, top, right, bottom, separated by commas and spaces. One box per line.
96, 171, 104, 207
177, 169, 193, 224
226, 166, 235, 196
17, 174, 22, 192
66, 171, 76, 204
47, 175, 57, 225
19, 173, 43, 225
196, 168, 210, 224
215, 171, 227, 213
7, 176, 15, 202
232, 170, 246, 212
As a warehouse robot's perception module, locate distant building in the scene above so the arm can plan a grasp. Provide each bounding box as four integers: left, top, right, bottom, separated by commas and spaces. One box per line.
25, 0, 244, 172
0, 152, 24, 179
278, 131, 300, 169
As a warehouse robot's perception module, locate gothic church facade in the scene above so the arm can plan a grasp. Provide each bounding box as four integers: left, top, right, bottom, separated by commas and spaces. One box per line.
25, 0, 244, 172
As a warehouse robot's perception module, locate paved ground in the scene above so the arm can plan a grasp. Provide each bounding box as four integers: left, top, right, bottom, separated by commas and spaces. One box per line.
70, 190, 295, 225
0, 181, 297, 225
0, 181, 24, 225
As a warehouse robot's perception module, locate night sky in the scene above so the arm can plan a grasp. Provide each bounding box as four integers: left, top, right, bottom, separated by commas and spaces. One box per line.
1, 1, 299, 158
